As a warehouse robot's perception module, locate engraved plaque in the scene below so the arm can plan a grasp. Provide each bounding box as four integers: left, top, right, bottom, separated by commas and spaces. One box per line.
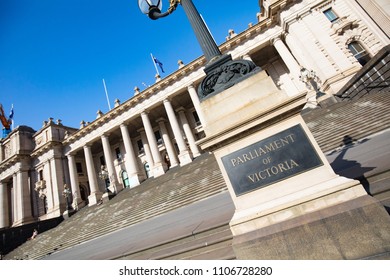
221, 124, 323, 196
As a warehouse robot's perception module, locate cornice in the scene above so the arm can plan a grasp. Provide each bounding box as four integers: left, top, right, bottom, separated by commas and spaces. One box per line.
30, 140, 63, 158
281, 0, 334, 32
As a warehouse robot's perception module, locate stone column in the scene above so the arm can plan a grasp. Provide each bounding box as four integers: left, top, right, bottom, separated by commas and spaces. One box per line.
49, 156, 66, 216
13, 170, 33, 226
285, 25, 328, 80
67, 154, 83, 207
284, 32, 312, 69
177, 108, 201, 157
101, 134, 122, 193
163, 99, 193, 166
157, 118, 179, 168
0, 181, 10, 229
0, 145, 3, 162
187, 85, 206, 126
11, 173, 17, 225
120, 124, 141, 187
283, 32, 323, 107
140, 112, 166, 177
83, 145, 102, 206
272, 36, 306, 93
138, 128, 154, 175
272, 37, 301, 77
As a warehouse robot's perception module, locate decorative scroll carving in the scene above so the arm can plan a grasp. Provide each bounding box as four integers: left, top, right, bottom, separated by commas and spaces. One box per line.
198, 59, 260, 100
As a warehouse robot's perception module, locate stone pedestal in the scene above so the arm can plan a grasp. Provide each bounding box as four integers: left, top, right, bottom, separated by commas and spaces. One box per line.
198, 70, 390, 259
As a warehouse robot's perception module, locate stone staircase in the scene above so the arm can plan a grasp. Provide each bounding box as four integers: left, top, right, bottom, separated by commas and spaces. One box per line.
305, 91, 390, 211
115, 224, 235, 260
304, 91, 390, 152
4, 153, 229, 260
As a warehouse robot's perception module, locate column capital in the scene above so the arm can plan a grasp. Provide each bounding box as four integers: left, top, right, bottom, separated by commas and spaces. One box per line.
66, 153, 76, 158
140, 110, 150, 116
101, 133, 110, 139
163, 97, 173, 104
176, 106, 186, 113
156, 117, 167, 124
83, 144, 92, 150
270, 35, 282, 45
120, 122, 129, 128
281, 31, 289, 40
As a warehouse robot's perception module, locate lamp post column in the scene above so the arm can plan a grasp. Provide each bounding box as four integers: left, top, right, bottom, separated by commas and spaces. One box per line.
180, 0, 221, 62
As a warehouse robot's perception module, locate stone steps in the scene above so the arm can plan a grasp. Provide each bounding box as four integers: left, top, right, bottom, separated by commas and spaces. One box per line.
115, 224, 234, 260
61, 177, 226, 247
306, 92, 390, 152
4, 153, 228, 260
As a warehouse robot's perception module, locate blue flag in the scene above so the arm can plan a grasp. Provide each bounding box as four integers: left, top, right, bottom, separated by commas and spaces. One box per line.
9, 105, 14, 119
153, 57, 165, 73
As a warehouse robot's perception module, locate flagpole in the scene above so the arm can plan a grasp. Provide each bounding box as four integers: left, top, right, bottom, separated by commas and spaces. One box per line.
102, 79, 112, 111
150, 53, 160, 76
10, 104, 14, 130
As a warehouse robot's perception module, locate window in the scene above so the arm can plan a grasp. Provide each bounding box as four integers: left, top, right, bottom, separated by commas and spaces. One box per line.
100, 156, 106, 166
137, 140, 144, 154
348, 42, 371, 66
323, 8, 338, 22
192, 111, 201, 126
76, 162, 83, 174
155, 130, 163, 145
115, 147, 122, 161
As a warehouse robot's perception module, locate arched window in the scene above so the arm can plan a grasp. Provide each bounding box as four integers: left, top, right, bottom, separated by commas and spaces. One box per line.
348, 42, 371, 66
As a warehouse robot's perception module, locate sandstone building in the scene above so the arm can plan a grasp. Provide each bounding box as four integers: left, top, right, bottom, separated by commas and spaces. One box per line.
1, 0, 389, 258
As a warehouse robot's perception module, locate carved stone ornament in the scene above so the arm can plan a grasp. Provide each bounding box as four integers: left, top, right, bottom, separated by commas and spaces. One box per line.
35, 180, 47, 199
198, 59, 260, 100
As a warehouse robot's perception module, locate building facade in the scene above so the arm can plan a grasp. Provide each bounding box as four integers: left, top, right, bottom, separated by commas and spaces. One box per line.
1, 0, 389, 229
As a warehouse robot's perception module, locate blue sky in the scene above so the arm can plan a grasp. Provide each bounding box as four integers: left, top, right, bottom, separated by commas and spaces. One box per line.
0, 0, 260, 130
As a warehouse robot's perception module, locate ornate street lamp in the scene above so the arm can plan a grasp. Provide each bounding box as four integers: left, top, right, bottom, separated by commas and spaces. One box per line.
138, 0, 260, 100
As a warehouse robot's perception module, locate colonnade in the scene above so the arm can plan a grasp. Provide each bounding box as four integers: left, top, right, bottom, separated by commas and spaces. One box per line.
66, 88, 207, 207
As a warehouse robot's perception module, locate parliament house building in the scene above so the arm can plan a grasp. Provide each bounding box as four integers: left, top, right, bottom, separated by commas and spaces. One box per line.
1, 0, 389, 259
